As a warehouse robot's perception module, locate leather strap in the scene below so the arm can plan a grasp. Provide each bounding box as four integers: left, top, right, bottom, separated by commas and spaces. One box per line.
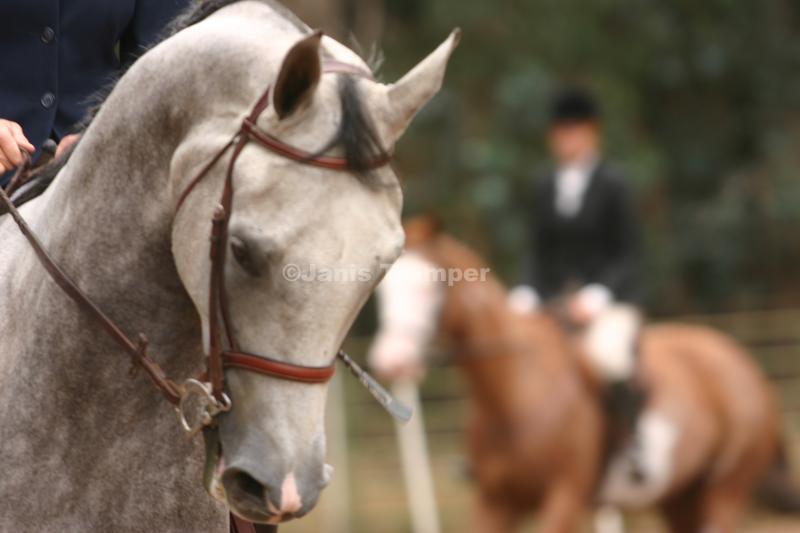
241, 116, 391, 171
175, 61, 380, 213
175, 137, 238, 213
206, 133, 248, 401
0, 59, 386, 409
223, 352, 336, 383
230, 513, 278, 533
175, 61, 389, 402
3, 155, 31, 197
0, 185, 182, 405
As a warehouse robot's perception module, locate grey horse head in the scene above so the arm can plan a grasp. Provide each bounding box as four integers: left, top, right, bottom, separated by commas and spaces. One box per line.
162, 3, 460, 524
0, 2, 457, 528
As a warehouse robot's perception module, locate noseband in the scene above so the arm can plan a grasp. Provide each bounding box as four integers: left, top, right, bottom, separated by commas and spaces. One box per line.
0, 60, 410, 440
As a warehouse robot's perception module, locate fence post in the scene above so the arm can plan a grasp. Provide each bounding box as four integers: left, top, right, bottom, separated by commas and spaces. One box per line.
324, 371, 352, 533
393, 380, 441, 533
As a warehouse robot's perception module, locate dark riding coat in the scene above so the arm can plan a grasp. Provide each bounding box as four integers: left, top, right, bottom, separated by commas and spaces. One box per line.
0, 0, 188, 187
525, 161, 641, 303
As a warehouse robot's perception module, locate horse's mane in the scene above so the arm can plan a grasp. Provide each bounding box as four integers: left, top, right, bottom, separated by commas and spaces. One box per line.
36, 0, 386, 197
168, 0, 310, 35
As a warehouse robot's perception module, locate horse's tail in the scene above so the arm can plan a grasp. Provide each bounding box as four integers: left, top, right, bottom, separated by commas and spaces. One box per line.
756, 441, 800, 513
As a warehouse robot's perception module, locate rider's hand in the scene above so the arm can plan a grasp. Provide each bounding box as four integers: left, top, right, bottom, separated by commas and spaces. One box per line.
0, 119, 35, 173
508, 285, 541, 315
569, 284, 613, 325
56, 133, 81, 159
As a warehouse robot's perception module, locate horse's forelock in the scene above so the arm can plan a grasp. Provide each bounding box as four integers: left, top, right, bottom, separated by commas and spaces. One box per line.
310, 76, 389, 181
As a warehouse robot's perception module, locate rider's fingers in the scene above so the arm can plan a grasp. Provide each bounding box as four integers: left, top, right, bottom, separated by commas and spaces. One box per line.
7, 122, 34, 154
0, 124, 24, 167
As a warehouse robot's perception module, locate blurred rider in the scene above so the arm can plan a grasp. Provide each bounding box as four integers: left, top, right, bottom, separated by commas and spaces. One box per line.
510, 85, 640, 322
0, 0, 188, 185
510, 86, 646, 473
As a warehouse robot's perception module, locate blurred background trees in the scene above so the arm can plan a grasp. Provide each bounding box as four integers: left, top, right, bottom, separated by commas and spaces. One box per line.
286, 0, 800, 315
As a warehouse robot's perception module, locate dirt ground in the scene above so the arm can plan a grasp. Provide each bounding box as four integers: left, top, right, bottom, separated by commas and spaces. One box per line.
625, 511, 800, 533
282, 327, 800, 533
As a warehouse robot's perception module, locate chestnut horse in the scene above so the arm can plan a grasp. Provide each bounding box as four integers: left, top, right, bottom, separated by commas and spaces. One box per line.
369, 216, 786, 533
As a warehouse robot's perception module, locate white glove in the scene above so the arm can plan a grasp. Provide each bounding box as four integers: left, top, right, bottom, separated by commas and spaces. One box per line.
508, 285, 541, 314
575, 284, 613, 319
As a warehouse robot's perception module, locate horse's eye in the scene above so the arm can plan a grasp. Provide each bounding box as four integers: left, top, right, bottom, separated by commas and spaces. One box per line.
230, 237, 261, 277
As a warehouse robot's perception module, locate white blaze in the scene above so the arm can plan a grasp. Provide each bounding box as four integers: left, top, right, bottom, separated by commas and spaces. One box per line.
368, 253, 444, 377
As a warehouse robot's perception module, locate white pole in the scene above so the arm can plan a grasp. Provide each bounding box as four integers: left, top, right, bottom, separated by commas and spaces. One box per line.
323, 371, 351, 533
594, 506, 625, 533
392, 380, 441, 533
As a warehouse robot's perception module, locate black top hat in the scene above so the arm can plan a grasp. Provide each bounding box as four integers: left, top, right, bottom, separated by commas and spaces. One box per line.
549, 86, 600, 124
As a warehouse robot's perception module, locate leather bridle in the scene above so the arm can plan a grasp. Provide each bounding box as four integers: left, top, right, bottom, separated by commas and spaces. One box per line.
171, 60, 392, 430
0, 59, 409, 438
0, 55, 414, 533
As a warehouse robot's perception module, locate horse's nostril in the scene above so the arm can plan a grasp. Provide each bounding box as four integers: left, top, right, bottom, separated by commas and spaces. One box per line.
222, 467, 316, 521
234, 471, 266, 501
225, 470, 269, 513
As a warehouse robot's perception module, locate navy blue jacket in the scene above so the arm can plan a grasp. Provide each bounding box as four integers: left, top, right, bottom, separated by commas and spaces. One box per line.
0, 0, 188, 186
525, 162, 641, 303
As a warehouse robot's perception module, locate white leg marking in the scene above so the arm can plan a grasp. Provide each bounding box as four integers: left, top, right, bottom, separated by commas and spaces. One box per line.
368, 252, 444, 377
599, 410, 679, 508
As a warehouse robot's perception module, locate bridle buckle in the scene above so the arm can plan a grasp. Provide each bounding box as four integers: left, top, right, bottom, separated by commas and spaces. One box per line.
177, 378, 232, 437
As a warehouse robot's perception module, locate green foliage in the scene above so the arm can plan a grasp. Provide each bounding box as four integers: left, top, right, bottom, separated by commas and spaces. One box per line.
379, 0, 800, 313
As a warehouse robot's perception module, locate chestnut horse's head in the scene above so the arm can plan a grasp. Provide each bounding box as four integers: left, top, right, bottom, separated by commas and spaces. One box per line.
367, 216, 457, 381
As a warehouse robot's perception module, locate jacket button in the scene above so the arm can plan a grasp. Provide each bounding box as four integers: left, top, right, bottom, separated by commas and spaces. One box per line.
41, 92, 56, 109
41, 27, 55, 44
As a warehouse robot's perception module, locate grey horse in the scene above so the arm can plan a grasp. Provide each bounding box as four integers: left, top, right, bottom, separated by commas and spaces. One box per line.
0, 0, 458, 530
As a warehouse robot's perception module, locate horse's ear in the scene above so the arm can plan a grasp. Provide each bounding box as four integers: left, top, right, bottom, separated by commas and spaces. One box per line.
403, 214, 443, 246
273, 31, 323, 120
385, 29, 460, 142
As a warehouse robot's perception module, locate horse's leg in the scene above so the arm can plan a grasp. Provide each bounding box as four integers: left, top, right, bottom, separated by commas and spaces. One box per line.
660, 480, 704, 533
695, 436, 775, 533
664, 481, 749, 533
470, 493, 523, 533
696, 467, 765, 533
698, 489, 749, 533
535, 483, 586, 533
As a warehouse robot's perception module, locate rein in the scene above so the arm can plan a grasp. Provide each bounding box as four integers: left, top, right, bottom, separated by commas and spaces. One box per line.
0, 59, 410, 529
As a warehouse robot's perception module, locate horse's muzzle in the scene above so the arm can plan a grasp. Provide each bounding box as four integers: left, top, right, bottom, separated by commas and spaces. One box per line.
221, 459, 330, 524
